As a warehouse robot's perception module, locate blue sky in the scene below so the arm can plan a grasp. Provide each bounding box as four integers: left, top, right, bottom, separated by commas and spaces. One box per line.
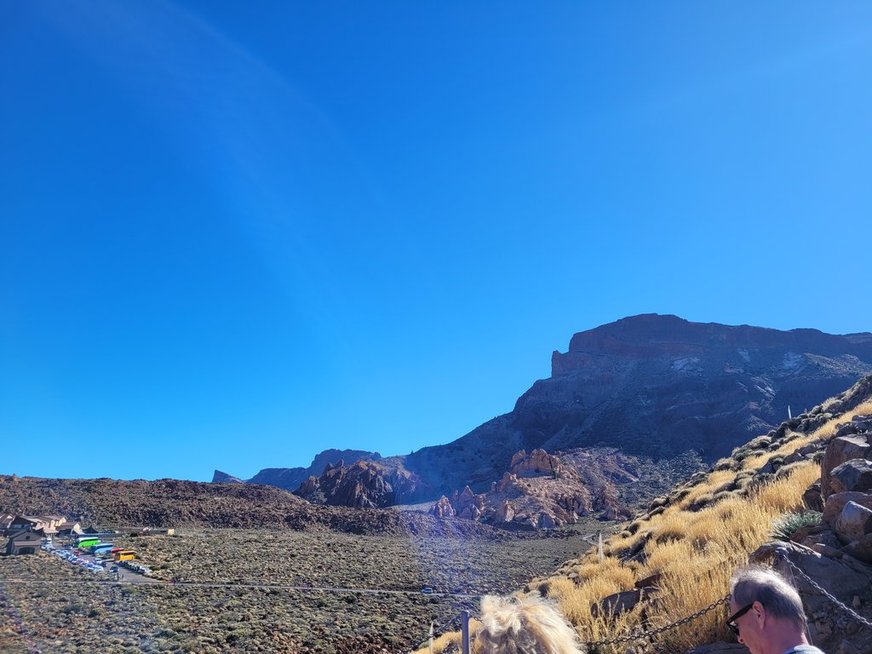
2, 2, 871, 481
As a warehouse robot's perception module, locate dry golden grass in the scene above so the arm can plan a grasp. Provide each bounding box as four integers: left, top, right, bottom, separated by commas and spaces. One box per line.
815, 398, 872, 431
420, 395, 872, 654
847, 399, 872, 421
755, 462, 819, 511
649, 506, 692, 543
738, 432, 797, 469
554, 461, 820, 651
601, 530, 644, 559
676, 469, 736, 509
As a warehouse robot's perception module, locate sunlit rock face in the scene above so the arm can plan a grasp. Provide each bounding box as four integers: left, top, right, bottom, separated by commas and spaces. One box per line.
295, 460, 423, 509
402, 314, 872, 497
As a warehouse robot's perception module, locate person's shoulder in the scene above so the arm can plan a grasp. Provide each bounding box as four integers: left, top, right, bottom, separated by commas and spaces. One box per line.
785, 646, 826, 654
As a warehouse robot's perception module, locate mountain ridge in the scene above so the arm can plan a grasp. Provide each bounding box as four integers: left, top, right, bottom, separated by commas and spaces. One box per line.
217, 315, 872, 506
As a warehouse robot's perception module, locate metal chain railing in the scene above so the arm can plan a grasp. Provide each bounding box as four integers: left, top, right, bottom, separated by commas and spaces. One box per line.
775, 549, 872, 631
581, 593, 730, 648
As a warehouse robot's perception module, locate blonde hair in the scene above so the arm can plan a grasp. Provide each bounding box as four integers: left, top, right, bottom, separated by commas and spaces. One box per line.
477, 595, 584, 654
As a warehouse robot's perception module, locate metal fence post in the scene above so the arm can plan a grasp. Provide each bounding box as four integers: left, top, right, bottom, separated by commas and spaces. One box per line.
460, 610, 470, 654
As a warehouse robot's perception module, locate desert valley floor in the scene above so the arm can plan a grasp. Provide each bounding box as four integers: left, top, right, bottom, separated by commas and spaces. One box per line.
0, 523, 605, 654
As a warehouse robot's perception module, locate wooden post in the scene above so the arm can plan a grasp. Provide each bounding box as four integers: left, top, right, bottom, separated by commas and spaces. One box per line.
461, 610, 470, 654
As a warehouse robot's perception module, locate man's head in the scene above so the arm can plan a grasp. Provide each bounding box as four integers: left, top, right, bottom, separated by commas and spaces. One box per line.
728, 566, 809, 654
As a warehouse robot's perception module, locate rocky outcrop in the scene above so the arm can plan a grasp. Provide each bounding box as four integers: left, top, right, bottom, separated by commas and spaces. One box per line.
430, 496, 455, 519
0, 475, 508, 541
431, 448, 639, 529
510, 449, 563, 477
295, 460, 422, 509
815, 416, 872, 563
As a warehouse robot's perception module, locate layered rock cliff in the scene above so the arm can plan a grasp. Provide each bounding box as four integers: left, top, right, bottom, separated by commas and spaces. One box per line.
402, 314, 872, 497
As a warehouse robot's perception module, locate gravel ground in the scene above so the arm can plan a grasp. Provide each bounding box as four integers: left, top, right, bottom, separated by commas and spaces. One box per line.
0, 523, 609, 653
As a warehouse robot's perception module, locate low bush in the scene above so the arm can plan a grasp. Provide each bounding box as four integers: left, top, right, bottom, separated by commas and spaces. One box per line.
772, 510, 822, 541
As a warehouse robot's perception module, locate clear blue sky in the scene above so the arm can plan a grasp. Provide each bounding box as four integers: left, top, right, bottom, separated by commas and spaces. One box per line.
2, 2, 871, 481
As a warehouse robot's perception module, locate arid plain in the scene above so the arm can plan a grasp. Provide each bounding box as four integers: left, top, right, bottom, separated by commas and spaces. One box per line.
0, 521, 606, 653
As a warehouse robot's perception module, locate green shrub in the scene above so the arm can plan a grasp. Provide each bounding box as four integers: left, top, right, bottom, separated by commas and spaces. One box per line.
772, 510, 822, 541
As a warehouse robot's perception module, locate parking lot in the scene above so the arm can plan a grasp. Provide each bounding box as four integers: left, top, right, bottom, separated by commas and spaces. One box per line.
42, 541, 159, 584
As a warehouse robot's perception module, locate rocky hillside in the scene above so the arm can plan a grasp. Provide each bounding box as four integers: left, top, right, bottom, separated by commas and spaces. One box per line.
402, 314, 872, 496
430, 447, 705, 529
0, 476, 498, 540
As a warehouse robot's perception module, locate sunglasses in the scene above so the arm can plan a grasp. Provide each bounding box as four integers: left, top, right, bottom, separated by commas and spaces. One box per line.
726, 603, 755, 635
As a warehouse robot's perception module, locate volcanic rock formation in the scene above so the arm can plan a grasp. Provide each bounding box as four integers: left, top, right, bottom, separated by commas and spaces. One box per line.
404, 315, 872, 497
295, 459, 423, 509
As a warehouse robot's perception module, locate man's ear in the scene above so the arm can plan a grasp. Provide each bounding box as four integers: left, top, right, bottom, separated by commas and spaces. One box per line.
752, 600, 766, 626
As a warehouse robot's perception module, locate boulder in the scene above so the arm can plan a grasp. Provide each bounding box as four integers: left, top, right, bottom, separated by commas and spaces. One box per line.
823, 492, 872, 527
635, 571, 662, 589
796, 525, 843, 551
842, 532, 872, 564
830, 459, 872, 495
833, 501, 872, 543
803, 482, 824, 512
539, 512, 557, 529
430, 496, 455, 519
835, 416, 872, 438
822, 436, 872, 499
590, 589, 643, 618
495, 500, 515, 523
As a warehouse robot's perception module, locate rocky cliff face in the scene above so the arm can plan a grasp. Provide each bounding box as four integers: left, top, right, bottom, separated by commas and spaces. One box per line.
403, 315, 872, 497
212, 449, 381, 491
295, 460, 423, 509
431, 447, 703, 528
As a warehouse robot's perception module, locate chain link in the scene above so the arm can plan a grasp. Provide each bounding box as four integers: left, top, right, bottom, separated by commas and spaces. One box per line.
775, 549, 872, 631
581, 593, 731, 648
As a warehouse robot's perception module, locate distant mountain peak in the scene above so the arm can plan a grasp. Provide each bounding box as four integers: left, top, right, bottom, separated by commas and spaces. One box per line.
212, 470, 243, 484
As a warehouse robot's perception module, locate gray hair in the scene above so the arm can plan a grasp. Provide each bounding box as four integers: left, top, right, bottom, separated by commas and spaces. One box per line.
478, 594, 583, 654
730, 566, 807, 630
